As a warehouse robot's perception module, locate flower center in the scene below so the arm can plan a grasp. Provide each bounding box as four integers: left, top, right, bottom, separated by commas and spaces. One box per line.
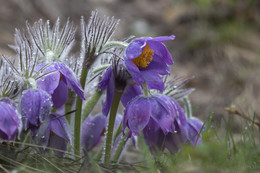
132, 44, 154, 68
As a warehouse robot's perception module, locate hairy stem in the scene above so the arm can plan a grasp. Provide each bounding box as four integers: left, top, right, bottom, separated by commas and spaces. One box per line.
82, 90, 102, 120
112, 128, 129, 163
74, 68, 88, 155
104, 92, 122, 166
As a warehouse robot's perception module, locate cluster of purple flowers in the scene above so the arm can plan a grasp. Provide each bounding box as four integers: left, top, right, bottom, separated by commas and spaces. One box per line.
0, 10, 204, 161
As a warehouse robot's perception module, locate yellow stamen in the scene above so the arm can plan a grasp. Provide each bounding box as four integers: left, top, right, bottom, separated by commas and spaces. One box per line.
132, 44, 154, 68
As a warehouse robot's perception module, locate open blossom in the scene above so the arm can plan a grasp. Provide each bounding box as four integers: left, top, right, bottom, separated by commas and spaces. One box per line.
32, 113, 71, 156
124, 35, 175, 91
36, 62, 85, 108
0, 99, 21, 140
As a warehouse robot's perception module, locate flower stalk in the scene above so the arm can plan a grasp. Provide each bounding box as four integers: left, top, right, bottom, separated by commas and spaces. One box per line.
74, 68, 88, 155
112, 128, 129, 163
104, 92, 122, 166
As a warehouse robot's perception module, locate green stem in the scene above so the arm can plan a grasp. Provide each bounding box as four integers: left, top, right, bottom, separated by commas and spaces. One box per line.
95, 148, 103, 161
104, 92, 122, 166
112, 128, 129, 163
103, 41, 128, 49
184, 97, 192, 118
74, 68, 88, 155
82, 90, 102, 120
143, 82, 149, 97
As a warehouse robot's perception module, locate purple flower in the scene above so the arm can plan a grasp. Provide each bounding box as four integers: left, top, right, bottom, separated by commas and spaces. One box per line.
0, 100, 21, 140
81, 114, 123, 151
124, 35, 175, 91
123, 94, 186, 136
32, 113, 71, 156
99, 62, 142, 116
185, 117, 204, 146
20, 89, 52, 130
81, 114, 107, 151
36, 62, 85, 108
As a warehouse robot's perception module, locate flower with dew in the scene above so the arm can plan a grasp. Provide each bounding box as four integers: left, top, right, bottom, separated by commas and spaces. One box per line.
99, 58, 142, 116
81, 113, 123, 151
23, 18, 85, 107
124, 35, 175, 91
0, 99, 22, 140
31, 113, 71, 156
122, 94, 186, 136
122, 94, 192, 153
0, 58, 22, 140
20, 88, 52, 130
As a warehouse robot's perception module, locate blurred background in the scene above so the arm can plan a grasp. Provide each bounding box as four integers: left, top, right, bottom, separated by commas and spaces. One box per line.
0, 0, 260, 128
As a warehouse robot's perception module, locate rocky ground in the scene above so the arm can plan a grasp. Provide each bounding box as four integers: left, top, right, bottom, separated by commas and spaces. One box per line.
1, 0, 260, 129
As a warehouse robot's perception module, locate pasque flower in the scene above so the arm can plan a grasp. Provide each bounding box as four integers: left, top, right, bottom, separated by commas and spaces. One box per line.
36, 62, 85, 108
122, 94, 186, 136
32, 113, 71, 156
0, 99, 21, 140
99, 59, 142, 116
20, 89, 52, 130
81, 113, 123, 151
124, 35, 175, 91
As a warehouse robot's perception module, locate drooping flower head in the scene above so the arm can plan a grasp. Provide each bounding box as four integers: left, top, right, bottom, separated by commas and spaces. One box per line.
0, 58, 22, 140
81, 113, 123, 151
123, 94, 186, 136
99, 57, 142, 116
31, 113, 71, 156
20, 89, 53, 130
124, 35, 175, 91
0, 100, 22, 140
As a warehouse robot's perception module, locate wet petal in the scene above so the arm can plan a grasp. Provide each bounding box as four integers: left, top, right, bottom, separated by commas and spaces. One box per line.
121, 84, 142, 107
81, 114, 107, 151
52, 80, 68, 109
150, 35, 175, 42
150, 97, 175, 134
147, 40, 173, 65
141, 70, 164, 91
54, 62, 85, 100
49, 135, 67, 156
20, 89, 52, 129
125, 97, 151, 135
99, 67, 112, 90
124, 58, 144, 85
102, 71, 115, 116
126, 38, 146, 59
49, 114, 71, 143
35, 63, 60, 95
186, 117, 204, 145
0, 102, 20, 140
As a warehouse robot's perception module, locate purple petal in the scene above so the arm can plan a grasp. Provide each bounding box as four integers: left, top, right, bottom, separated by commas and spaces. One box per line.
121, 84, 142, 107
150, 96, 175, 134
35, 63, 60, 95
186, 117, 204, 145
99, 67, 112, 90
147, 40, 173, 65
54, 62, 85, 100
49, 135, 67, 156
143, 127, 165, 153
31, 122, 51, 148
102, 71, 115, 116
150, 35, 175, 42
49, 114, 71, 143
52, 80, 68, 109
125, 96, 151, 135
0, 102, 20, 140
20, 89, 52, 129
81, 114, 107, 151
126, 38, 146, 59
124, 58, 144, 85
141, 70, 164, 91
145, 55, 170, 75
165, 131, 187, 153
